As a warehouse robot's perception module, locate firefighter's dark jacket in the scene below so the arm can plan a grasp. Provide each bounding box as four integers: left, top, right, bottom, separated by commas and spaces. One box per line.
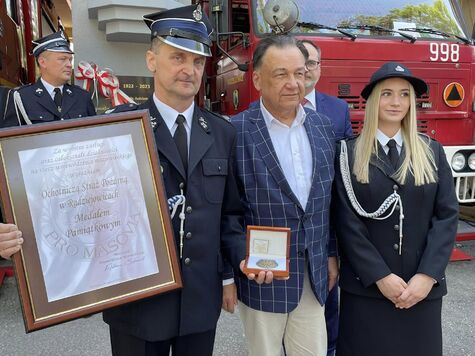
102, 97, 246, 340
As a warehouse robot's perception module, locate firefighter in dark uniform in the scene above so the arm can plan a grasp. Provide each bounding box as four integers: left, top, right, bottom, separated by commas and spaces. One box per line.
101, 5, 273, 356
1, 31, 95, 128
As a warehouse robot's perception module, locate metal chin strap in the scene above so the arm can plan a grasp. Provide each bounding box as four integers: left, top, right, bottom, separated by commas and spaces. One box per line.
340, 140, 405, 255
167, 191, 186, 258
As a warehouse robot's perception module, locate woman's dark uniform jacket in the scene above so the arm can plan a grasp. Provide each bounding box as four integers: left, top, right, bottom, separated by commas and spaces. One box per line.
334, 135, 458, 300
102, 98, 246, 341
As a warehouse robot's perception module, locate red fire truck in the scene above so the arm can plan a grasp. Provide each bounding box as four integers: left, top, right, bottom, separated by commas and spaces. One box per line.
0, 0, 61, 89
200, 0, 475, 254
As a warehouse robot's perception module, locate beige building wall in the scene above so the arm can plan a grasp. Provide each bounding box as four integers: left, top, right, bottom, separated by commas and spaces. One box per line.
71, 0, 190, 110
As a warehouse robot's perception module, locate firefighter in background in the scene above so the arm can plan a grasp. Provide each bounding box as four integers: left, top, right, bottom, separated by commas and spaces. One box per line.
1, 31, 95, 128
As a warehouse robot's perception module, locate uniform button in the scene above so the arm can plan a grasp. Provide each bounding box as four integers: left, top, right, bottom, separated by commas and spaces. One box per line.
356, 276, 360, 281
395, 205, 400, 211
184, 257, 191, 265
185, 232, 192, 239
179, 182, 185, 189
393, 184, 399, 191
393, 243, 399, 251
218, 165, 222, 172
394, 225, 399, 231
297, 251, 304, 257
186, 206, 193, 213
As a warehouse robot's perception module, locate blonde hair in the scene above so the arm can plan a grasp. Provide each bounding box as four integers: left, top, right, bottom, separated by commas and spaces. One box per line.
353, 80, 436, 185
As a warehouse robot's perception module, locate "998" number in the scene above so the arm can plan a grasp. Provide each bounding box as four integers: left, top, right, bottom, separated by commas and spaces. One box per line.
429, 42, 459, 62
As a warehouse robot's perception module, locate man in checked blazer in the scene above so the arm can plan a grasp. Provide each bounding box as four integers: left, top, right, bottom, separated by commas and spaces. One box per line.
231, 35, 337, 356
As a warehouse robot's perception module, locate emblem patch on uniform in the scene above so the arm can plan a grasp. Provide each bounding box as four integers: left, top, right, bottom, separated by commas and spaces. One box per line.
193, 4, 203, 21
66, 88, 72, 95
35, 88, 43, 95
150, 116, 157, 129
199, 117, 209, 132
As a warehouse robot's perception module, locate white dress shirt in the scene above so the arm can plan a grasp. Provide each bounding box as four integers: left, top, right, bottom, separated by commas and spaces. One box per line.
41, 78, 64, 100
153, 94, 194, 152
377, 129, 403, 154
303, 88, 317, 111
260, 98, 313, 210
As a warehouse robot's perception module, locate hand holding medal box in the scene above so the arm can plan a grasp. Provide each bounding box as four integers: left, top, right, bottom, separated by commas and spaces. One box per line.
242, 225, 290, 278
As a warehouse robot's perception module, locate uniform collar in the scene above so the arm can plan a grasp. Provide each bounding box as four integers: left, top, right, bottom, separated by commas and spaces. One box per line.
377, 128, 403, 147
40, 77, 64, 97
153, 93, 194, 131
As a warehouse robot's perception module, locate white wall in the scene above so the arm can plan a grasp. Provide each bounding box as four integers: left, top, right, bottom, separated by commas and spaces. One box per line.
71, 0, 190, 77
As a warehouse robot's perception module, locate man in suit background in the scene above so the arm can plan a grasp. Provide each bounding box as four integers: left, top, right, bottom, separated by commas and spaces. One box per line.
1, 31, 95, 128
301, 40, 353, 356
301, 40, 352, 141
231, 35, 337, 356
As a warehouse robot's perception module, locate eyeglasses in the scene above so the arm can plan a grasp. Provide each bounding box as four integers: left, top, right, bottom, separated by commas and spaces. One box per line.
306, 60, 321, 70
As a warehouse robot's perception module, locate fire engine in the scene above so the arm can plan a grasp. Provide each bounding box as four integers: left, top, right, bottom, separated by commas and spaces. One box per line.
199, 0, 475, 255
0, 0, 63, 89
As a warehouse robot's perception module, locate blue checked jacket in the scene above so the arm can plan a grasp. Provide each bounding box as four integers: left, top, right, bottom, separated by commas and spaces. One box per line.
231, 100, 336, 313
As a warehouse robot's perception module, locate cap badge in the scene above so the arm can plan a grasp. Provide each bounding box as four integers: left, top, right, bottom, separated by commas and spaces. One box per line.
395, 65, 405, 72
193, 5, 203, 21
199, 116, 209, 131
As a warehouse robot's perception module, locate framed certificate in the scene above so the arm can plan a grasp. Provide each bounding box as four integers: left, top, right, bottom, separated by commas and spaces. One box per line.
0, 110, 182, 332
241, 225, 290, 278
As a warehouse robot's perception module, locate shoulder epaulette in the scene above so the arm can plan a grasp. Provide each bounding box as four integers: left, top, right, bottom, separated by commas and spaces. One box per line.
201, 107, 231, 123
13, 83, 33, 92
66, 83, 91, 94
104, 103, 140, 114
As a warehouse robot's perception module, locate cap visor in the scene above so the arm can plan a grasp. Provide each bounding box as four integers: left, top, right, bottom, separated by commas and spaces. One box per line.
159, 36, 211, 57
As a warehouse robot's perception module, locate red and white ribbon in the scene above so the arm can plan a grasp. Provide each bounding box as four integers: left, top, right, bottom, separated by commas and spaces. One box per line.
75, 61, 135, 107
96, 68, 135, 107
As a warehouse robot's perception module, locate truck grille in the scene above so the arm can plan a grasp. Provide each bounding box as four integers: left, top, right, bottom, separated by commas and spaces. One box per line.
350, 120, 429, 135
340, 95, 432, 113
455, 177, 475, 203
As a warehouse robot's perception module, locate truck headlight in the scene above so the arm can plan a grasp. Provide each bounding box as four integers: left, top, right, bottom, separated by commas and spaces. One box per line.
468, 153, 475, 170
452, 152, 466, 171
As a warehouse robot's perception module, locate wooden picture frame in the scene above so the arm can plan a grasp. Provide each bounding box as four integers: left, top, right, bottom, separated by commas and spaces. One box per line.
241, 225, 291, 278
0, 110, 181, 332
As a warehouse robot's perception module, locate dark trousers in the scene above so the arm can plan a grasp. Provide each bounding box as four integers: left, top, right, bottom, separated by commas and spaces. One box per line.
109, 327, 216, 356
325, 285, 339, 356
